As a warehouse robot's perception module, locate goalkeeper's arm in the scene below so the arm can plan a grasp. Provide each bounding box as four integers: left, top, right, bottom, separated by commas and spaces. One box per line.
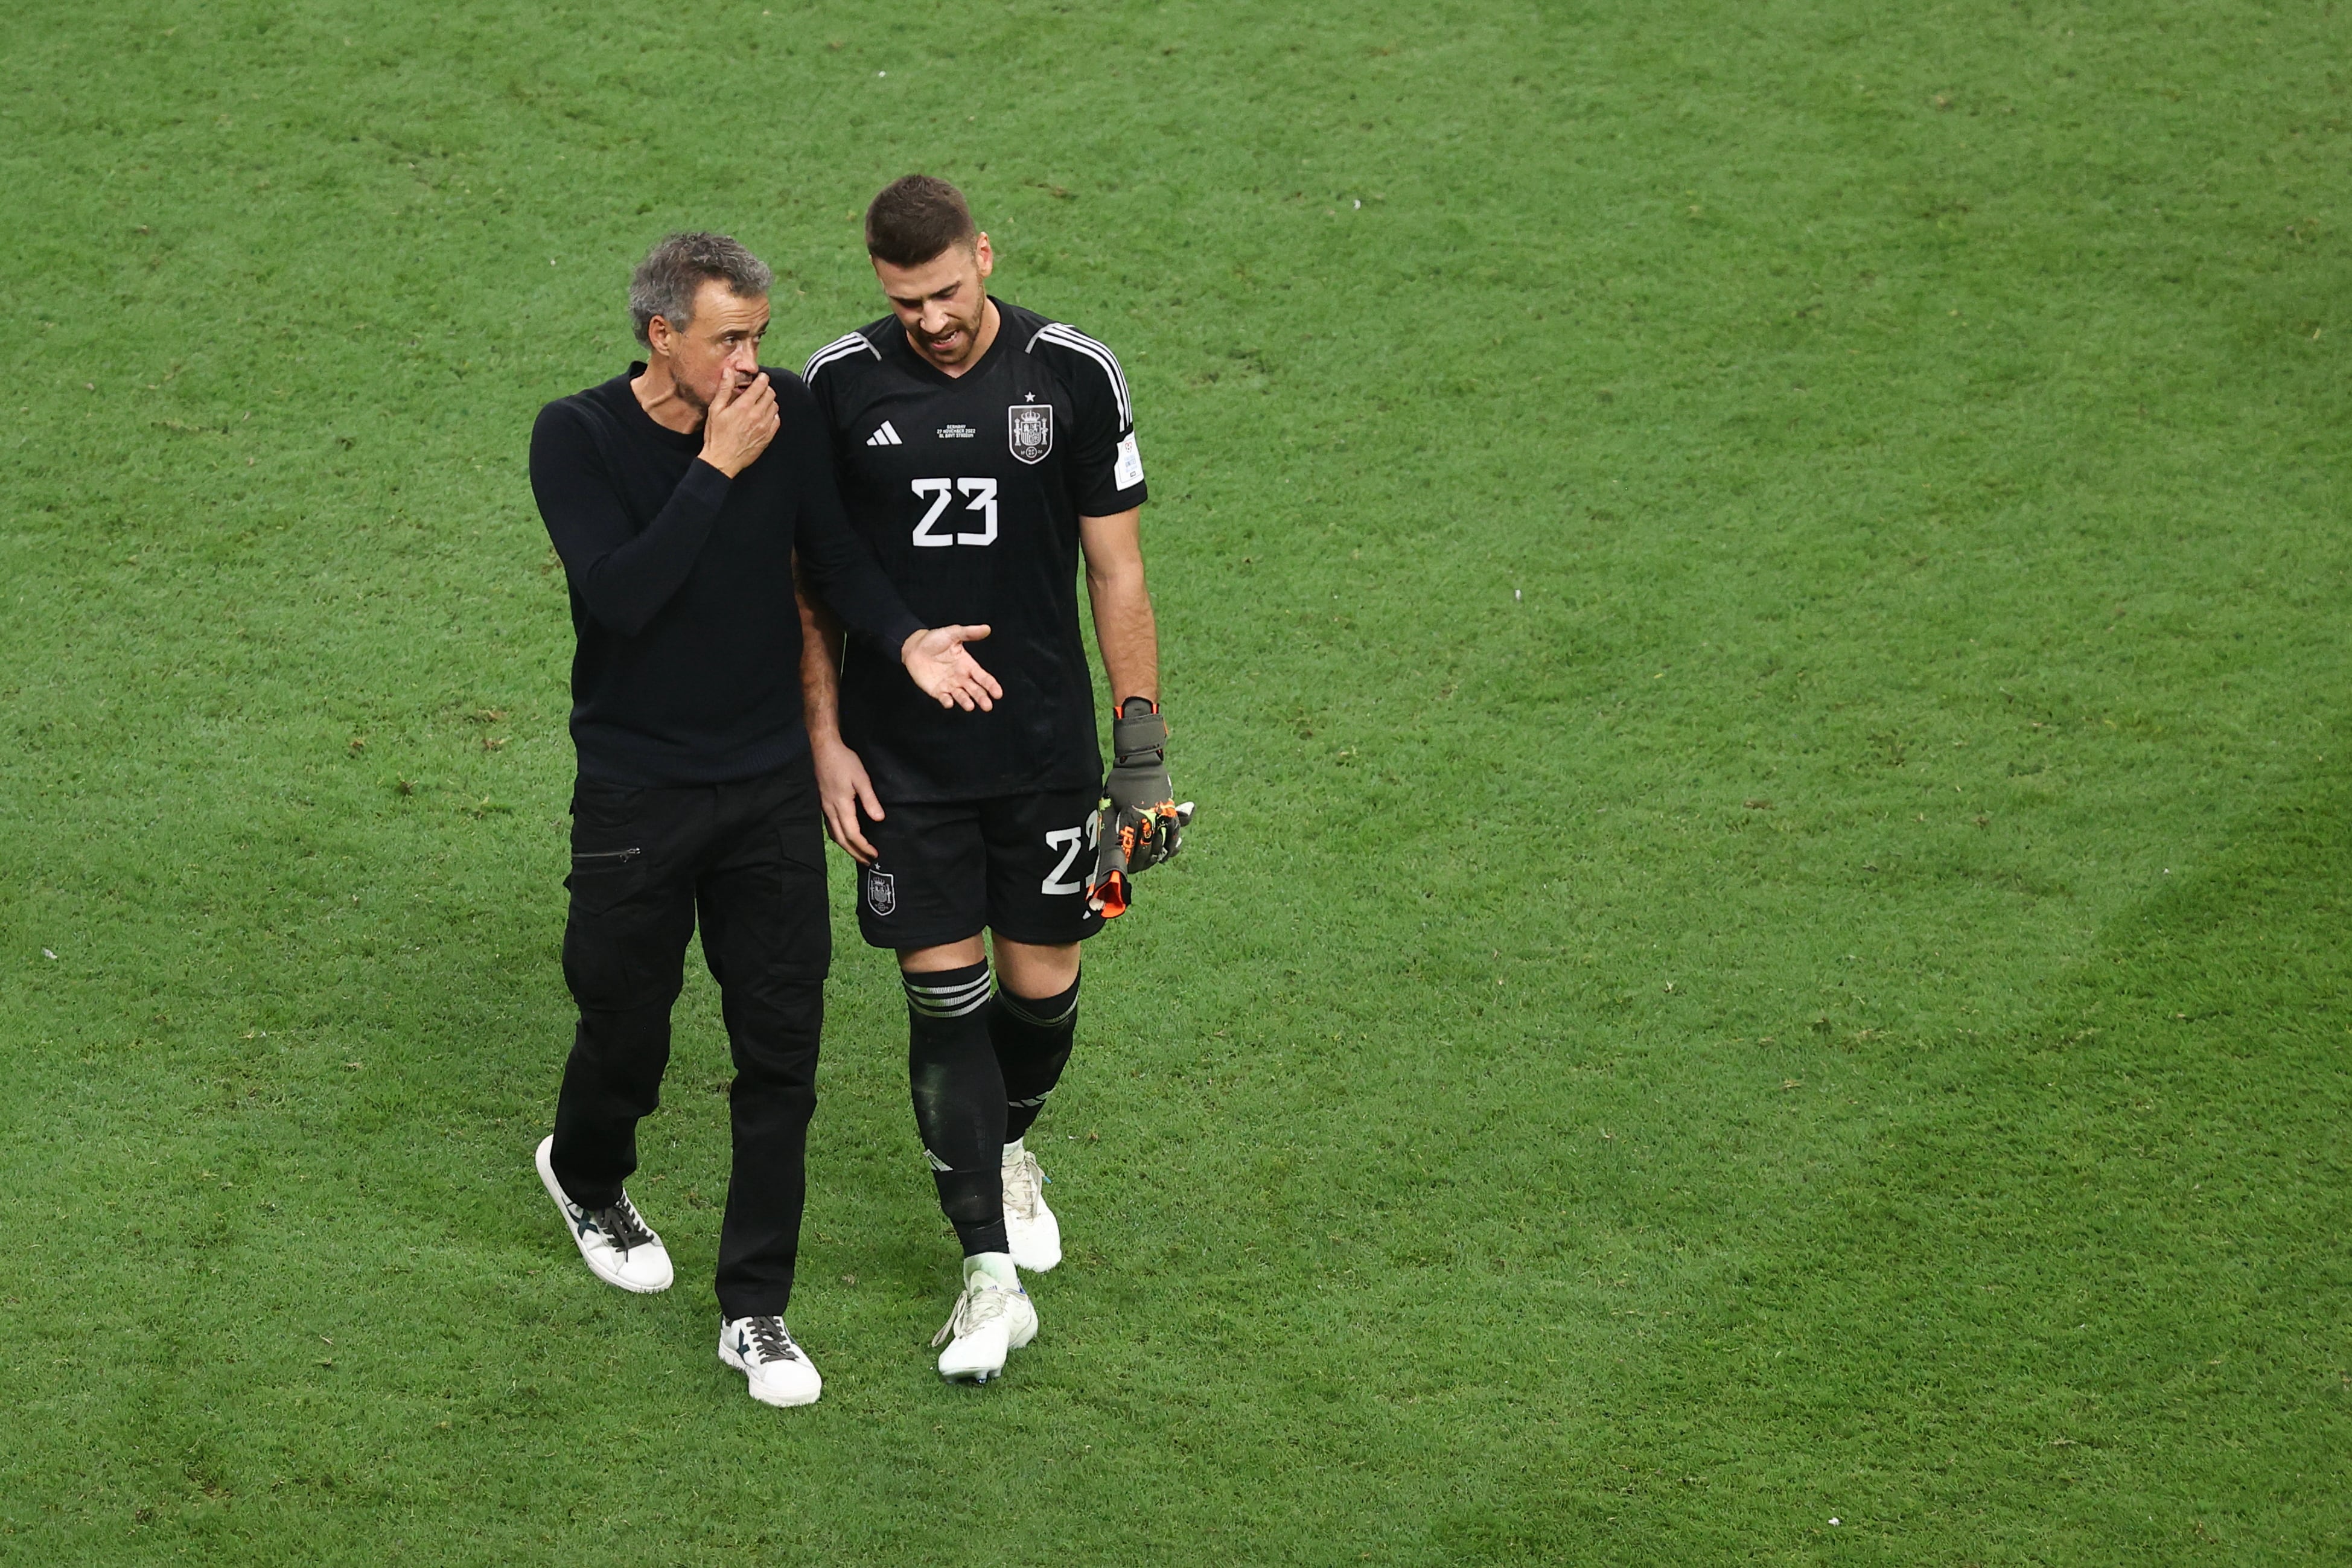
1079, 509, 1190, 916
1079, 507, 1158, 712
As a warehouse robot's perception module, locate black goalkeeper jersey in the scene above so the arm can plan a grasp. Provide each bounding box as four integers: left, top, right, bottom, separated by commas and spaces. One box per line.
804, 299, 1149, 803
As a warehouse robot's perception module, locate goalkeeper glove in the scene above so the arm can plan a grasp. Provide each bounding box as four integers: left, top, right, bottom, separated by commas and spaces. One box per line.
1087, 697, 1193, 918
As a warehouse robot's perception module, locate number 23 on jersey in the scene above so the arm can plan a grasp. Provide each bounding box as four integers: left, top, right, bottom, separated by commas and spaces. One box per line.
910, 478, 998, 547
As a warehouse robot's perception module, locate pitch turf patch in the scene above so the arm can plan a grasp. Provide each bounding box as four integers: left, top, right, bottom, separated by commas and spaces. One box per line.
1, 0, 2347, 1563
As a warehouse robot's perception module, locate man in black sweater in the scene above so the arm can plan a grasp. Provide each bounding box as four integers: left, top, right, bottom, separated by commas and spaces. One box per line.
527, 232, 1001, 1410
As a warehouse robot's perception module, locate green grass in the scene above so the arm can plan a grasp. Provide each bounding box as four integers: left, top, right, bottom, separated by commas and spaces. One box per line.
3, 0, 2348, 1561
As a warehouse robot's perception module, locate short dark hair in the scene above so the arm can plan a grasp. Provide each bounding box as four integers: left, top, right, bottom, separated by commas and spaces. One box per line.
865, 176, 977, 268
628, 232, 772, 348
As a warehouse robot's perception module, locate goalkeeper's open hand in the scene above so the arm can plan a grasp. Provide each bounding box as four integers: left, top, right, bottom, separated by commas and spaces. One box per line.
1087, 698, 1194, 918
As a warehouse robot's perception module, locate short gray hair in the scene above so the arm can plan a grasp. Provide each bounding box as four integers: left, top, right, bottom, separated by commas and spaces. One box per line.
628, 232, 773, 348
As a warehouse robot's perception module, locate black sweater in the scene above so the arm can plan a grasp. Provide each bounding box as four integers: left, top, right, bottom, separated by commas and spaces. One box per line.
530, 366, 921, 787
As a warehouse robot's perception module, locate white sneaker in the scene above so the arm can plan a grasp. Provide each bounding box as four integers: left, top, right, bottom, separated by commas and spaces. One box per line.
534, 1135, 674, 1293
719, 1316, 822, 1407
931, 1266, 1039, 1383
1002, 1148, 1063, 1273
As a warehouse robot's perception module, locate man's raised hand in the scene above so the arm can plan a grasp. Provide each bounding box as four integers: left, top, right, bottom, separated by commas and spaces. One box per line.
700, 372, 778, 478
900, 625, 1004, 712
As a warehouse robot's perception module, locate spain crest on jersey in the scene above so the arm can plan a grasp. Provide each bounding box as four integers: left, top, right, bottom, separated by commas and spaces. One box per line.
865, 868, 896, 916
1007, 401, 1053, 465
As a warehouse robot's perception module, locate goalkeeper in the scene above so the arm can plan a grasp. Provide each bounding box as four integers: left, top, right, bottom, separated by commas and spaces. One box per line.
795, 175, 1188, 1384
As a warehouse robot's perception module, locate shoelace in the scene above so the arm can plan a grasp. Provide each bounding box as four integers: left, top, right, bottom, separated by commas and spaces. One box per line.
744, 1316, 799, 1364
931, 1279, 1015, 1348
589, 1194, 655, 1254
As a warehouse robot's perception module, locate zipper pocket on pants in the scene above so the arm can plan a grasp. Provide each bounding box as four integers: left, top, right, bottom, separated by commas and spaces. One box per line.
572, 847, 643, 869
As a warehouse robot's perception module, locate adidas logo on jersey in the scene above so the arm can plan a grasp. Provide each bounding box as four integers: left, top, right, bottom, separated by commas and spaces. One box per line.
865, 421, 903, 447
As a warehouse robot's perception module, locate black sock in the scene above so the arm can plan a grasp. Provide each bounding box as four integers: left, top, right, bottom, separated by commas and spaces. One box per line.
992, 973, 1079, 1144
903, 962, 1009, 1256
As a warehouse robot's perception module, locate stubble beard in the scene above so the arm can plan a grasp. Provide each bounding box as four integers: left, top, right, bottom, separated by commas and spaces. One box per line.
671, 363, 748, 427
672, 380, 709, 418
916, 302, 986, 369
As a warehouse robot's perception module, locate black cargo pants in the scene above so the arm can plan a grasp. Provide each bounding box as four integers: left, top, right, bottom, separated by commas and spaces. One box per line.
548, 760, 830, 1320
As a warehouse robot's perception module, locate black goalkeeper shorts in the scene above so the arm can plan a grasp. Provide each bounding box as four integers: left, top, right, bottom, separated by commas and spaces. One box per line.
855, 787, 1104, 950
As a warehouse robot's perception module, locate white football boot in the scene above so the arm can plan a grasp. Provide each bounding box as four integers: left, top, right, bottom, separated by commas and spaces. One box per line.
535, 1135, 674, 1293
718, 1315, 823, 1407
1002, 1144, 1063, 1273
932, 1257, 1038, 1383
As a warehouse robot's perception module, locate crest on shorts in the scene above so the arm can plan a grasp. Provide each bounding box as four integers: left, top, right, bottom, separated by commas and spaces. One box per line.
865, 869, 896, 916
1007, 401, 1053, 464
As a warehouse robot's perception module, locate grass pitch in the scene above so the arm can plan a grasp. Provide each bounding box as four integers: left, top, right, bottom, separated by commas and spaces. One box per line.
2, 1, 2348, 1562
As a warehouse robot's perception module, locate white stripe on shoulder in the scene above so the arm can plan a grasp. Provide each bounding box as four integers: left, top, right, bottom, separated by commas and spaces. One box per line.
1026, 322, 1132, 429
803, 332, 882, 383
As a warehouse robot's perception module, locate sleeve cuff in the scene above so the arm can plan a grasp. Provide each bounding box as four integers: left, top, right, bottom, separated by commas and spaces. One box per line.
1079, 482, 1148, 517
679, 457, 734, 505
872, 610, 923, 660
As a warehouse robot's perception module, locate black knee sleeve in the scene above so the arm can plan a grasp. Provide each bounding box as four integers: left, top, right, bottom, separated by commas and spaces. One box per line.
992, 973, 1079, 1143
904, 962, 1009, 1255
